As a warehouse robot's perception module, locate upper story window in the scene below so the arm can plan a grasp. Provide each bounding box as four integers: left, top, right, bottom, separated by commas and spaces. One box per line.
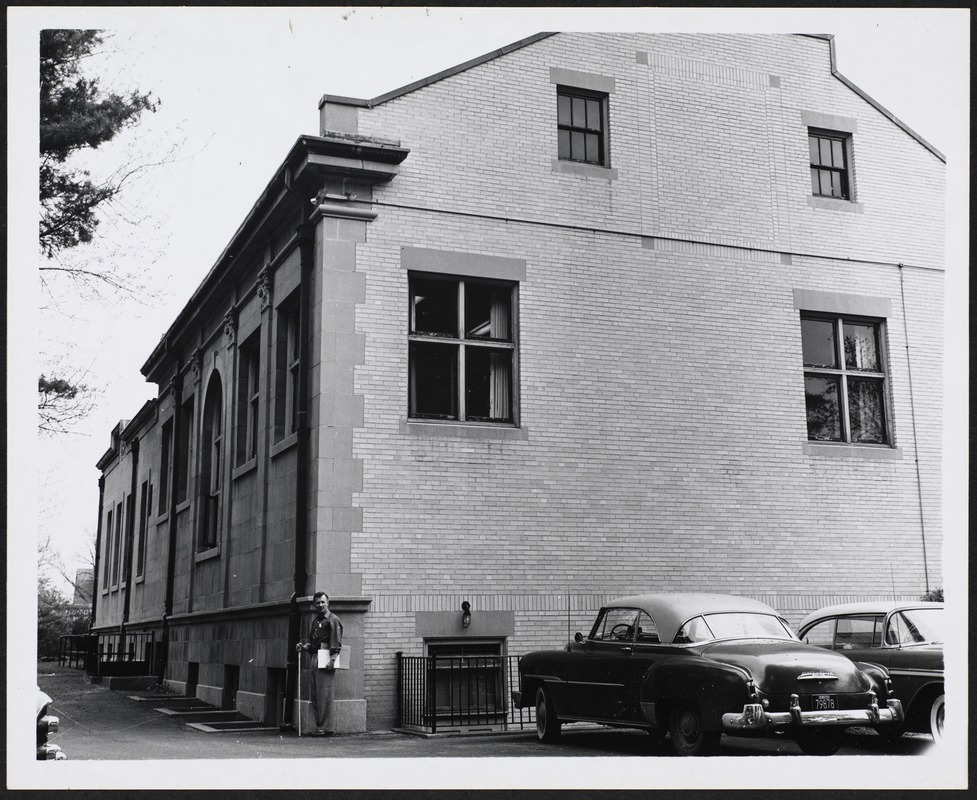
275, 294, 300, 441
408, 273, 516, 424
236, 332, 261, 464
557, 86, 608, 167
135, 480, 151, 578
158, 419, 172, 514
102, 506, 114, 587
111, 500, 123, 586
809, 129, 851, 199
801, 313, 888, 444
175, 396, 194, 505
199, 373, 223, 552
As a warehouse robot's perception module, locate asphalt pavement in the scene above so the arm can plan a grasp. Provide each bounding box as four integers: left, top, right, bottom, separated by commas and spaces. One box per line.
37, 661, 935, 761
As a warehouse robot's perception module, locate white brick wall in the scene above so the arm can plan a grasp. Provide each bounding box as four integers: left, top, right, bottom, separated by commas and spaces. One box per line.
336, 33, 944, 729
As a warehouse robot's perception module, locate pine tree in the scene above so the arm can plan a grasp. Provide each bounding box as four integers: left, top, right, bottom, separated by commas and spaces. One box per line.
38, 30, 158, 434
39, 29, 158, 257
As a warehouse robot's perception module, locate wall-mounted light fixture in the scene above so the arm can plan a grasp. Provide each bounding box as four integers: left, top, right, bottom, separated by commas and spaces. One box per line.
461, 601, 472, 629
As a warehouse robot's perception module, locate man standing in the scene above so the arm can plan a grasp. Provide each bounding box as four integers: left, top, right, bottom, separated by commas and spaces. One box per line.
296, 592, 343, 736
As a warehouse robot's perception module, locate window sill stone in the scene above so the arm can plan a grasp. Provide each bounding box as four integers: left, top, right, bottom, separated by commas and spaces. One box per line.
807, 195, 863, 213
551, 158, 618, 181
803, 442, 902, 460
402, 420, 529, 441
271, 432, 299, 459
195, 546, 220, 564
232, 458, 258, 480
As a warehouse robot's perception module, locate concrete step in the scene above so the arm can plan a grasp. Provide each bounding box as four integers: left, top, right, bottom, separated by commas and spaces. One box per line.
185, 719, 281, 734
130, 696, 205, 707
156, 708, 242, 723
127, 693, 191, 702
100, 675, 160, 690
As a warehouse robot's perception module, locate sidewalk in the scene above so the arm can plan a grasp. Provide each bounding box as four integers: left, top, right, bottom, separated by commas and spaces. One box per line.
36, 661, 541, 760
37, 661, 931, 763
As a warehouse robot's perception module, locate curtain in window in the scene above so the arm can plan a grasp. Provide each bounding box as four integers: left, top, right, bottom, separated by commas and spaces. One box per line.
489, 293, 511, 420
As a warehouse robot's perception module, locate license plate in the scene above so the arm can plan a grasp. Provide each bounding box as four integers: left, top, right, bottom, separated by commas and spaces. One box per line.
811, 694, 838, 711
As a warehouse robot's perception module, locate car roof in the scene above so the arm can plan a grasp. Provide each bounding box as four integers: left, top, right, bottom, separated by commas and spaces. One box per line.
605, 593, 781, 644
797, 600, 943, 632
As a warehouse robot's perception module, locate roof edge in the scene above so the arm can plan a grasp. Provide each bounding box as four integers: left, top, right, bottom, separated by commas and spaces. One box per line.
319, 31, 557, 110
141, 133, 410, 380
798, 33, 945, 163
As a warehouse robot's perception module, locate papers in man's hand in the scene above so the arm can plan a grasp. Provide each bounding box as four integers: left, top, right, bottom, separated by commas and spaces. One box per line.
317, 649, 349, 669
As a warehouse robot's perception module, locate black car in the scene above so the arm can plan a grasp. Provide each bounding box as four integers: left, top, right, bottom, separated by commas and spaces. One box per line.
798, 601, 944, 742
37, 689, 65, 761
513, 593, 903, 755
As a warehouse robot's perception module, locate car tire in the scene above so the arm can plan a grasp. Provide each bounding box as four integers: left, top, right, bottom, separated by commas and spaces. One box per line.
536, 686, 561, 743
929, 694, 945, 743
795, 728, 843, 756
668, 701, 720, 756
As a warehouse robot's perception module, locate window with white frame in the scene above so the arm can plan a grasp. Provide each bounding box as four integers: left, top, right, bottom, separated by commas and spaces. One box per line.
408, 273, 516, 424
801, 313, 889, 444
557, 86, 609, 167
809, 129, 852, 200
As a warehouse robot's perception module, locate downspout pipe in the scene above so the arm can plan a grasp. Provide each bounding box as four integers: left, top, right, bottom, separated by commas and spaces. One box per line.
284, 592, 301, 728
282, 166, 313, 726
898, 263, 930, 593
121, 438, 140, 644
160, 370, 183, 684
293, 220, 314, 599
90, 476, 105, 633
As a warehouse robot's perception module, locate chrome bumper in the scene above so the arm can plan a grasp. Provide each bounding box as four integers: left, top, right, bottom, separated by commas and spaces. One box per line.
37, 743, 66, 761
722, 694, 904, 732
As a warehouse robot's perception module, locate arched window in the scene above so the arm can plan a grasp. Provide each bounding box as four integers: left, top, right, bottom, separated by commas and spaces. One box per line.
200, 373, 223, 551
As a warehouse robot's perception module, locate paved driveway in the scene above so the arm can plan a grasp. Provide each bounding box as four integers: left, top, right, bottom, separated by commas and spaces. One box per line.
39, 663, 935, 761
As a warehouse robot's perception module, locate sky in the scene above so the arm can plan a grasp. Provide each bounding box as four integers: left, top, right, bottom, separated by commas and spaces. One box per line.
6, 5, 971, 790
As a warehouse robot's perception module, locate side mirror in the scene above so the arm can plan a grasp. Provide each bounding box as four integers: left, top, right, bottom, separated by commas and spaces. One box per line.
574, 632, 584, 644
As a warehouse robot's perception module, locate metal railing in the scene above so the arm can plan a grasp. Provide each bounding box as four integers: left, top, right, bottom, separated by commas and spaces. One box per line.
396, 653, 535, 734
58, 632, 157, 677
58, 634, 96, 670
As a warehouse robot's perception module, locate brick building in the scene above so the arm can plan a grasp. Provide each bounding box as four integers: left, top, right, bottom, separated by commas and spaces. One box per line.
92, 32, 945, 733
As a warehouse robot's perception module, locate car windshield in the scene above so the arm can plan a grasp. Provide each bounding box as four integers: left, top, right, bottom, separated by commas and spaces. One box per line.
677, 612, 796, 643
886, 607, 943, 645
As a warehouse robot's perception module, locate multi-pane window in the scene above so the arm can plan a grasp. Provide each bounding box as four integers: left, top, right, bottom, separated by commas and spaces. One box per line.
200, 375, 223, 551
135, 480, 150, 578
275, 295, 300, 441
158, 420, 172, 514
111, 500, 123, 586
103, 507, 113, 587
122, 494, 133, 584
236, 332, 261, 464
175, 397, 194, 504
801, 314, 888, 444
809, 129, 851, 199
408, 274, 516, 424
557, 86, 608, 166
